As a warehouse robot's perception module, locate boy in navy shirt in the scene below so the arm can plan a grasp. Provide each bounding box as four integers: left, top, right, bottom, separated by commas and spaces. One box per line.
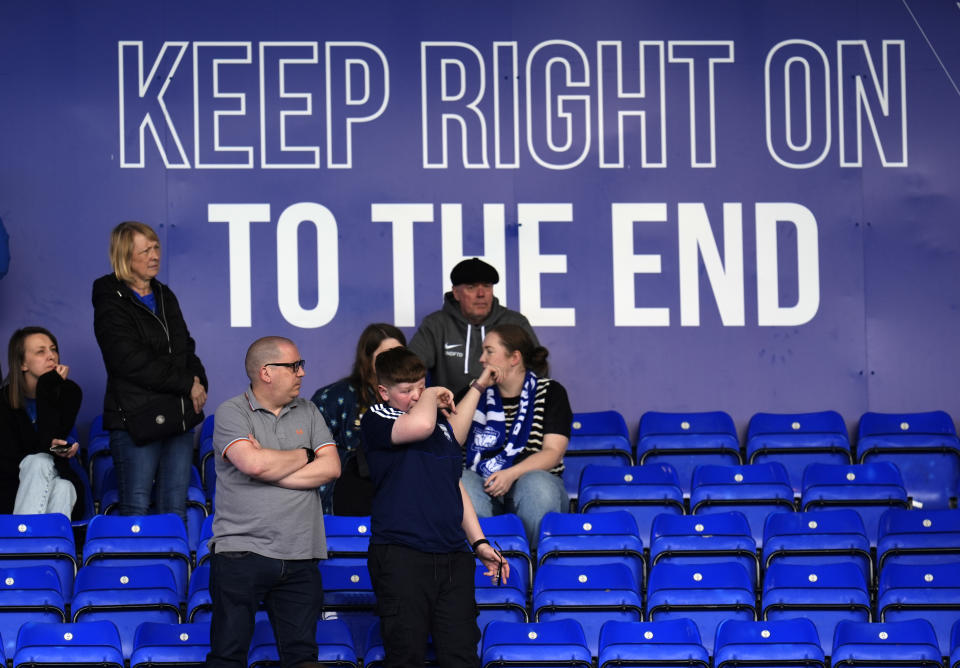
361, 347, 507, 668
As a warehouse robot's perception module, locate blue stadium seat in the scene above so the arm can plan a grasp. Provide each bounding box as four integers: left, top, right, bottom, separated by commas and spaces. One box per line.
194, 515, 214, 568
323, 515, 371, 568
646, 561, 757, 656
71, 564, 181, 659
762, 561, 871, 654
0, 513, 78, 598
533, 562, 643, 657
950, 619, 960, 668
475, 562, 528, 631
563, 434, 633, 501
877, 507, 960, 570
649, 511, 759, 589
577, 464, 684, 540
538, 511, 645, 590
746, 411, 852, 494
0, 566, 67, 661
480, 619, 593, 668
571, 411, 630, 440
714, 618, 825, 668
130, 621, 210, 668
318, 563, 377, 657
14, 620, 124, 668
762, 510, 872, 585
247, 618, 358, 668
858, 411, 960, 509
637, 411, 742, 495
597, 619, 709, 668
689, 463, 796, 545
479, 514, 533, 595
801, 462, 910, 547
186, 564, 211, 622
832, 619, 943, 668
82, 514, 191, 600
878, 560, 960, 657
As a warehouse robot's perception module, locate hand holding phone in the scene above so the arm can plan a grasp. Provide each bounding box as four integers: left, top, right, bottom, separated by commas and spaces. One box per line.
49, 439, 73, 455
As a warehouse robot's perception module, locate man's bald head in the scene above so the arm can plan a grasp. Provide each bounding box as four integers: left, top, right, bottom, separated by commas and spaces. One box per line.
245, 336, 295, 382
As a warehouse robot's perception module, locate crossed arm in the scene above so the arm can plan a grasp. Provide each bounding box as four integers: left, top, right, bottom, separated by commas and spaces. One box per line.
223, 435, 341, 490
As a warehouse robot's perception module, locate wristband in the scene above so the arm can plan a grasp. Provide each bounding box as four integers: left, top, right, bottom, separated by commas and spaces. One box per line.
471, 538, 490, 553
302, 446, 316, 464
470, 380, 484, 394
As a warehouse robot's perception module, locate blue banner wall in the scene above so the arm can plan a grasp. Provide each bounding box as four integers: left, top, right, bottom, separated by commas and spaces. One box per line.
1, 0, 958, 438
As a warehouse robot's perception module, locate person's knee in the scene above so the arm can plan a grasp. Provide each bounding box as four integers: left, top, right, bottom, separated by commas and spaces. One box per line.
19, 453, 56, 478
512, 470, 567, 510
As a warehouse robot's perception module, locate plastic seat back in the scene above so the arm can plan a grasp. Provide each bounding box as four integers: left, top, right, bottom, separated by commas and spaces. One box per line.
247, 618, 357, 668
82, 514, 191, 600
475, 562, 528, 632
878, 560, 960, 656
533, 562, 642, 657
323, 515, 371, 568
646, 561, 757, 655
480, 619, 593, 668
578, 464, 684, 539
950, 619, 960, 668
801, 462, 909, 547
71, 563, 181, 659
877, 507, 960, 570
0, 565, 67, 661
597, 619, 709, 668
538, 511, 644, 588
832, 619, 942, 668
762, 510, 872, 585
319, 563, 376, 656
479, 514, 533, 595
14, 620, 124, 668
690, 463, 796, 544
637, 411, 742, 495
762, 561, 871, 653
563, 434, 633, 500
650, 511, 758, 589
130, 621, 210, 668
714, 618, 825, 668
746, 411, 852, 493
0, 513, 78, 598
571, 411, 630, 440
858, 411, 960, 509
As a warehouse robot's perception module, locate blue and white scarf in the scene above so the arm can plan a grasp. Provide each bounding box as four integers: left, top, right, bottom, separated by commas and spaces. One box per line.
466, 371, 538, 478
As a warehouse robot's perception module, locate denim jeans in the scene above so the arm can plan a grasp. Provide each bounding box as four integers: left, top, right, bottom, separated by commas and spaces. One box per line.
206, 550, 323, 668
109, 428, 194, 524
14, 453, 76, 517
461, 468, 568, 548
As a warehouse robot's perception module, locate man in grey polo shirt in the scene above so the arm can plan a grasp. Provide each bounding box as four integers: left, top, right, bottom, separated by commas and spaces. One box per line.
206, 336, 341, 668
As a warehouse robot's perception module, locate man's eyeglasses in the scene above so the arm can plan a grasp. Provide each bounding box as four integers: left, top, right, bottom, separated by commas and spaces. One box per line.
264, 359, 306, 373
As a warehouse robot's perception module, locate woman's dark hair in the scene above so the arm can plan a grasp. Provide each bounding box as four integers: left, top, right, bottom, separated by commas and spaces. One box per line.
374, 347, 426, 387
5, 326, 59, 410
489, 323, 549, 377
348, 323, 407, 410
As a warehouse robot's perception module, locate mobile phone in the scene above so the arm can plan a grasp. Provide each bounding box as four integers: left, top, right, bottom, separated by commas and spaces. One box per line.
49, 442, 73, 454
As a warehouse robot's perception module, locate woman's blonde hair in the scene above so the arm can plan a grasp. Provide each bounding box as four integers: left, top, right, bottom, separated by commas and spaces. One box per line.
109, 221, 159, 284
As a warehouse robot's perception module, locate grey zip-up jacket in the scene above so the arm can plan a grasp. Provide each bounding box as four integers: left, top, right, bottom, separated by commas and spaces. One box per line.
408, 292, 539, 394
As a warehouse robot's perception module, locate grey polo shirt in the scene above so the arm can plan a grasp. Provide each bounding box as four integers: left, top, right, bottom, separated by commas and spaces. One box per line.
209, 388, 335, 560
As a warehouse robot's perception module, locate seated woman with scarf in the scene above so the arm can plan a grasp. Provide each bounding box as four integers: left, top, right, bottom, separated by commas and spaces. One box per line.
459, 323, 572, 547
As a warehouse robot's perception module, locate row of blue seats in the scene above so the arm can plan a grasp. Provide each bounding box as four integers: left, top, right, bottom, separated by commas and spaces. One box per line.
570, 460, 925, 546
3, 617, 959, 668
565, 409, 960, 509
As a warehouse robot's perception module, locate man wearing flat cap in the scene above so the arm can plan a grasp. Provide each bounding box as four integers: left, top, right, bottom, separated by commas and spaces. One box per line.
408, 257, 539, 394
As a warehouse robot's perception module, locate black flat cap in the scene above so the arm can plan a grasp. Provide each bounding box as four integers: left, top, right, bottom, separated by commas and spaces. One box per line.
450, 257, 499, 285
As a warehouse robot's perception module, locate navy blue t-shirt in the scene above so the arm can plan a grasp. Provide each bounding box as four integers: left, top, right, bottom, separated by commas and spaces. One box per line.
360, 404, 467, 553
